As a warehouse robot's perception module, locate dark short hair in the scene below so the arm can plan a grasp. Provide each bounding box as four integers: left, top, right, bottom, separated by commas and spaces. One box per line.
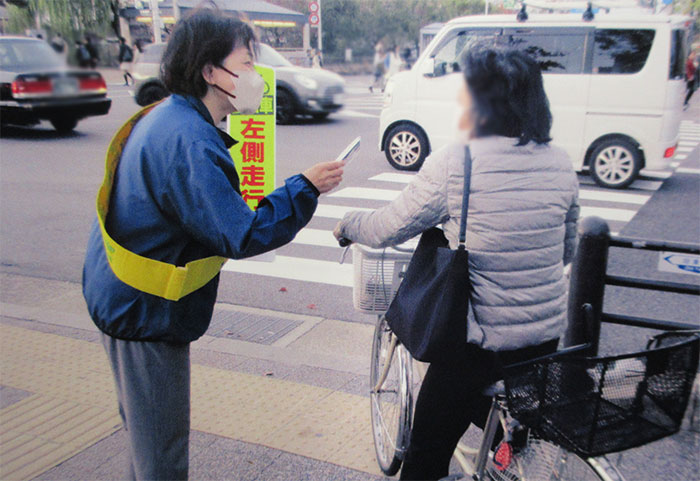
460, 44, 552, 145
161, 9, 257, 98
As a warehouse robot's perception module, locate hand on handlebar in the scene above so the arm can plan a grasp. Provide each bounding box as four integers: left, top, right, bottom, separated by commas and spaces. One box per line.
333, 222, 352, 247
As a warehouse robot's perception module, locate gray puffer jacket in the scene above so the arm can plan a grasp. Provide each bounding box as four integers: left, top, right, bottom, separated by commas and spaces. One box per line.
338, 136, 579, 351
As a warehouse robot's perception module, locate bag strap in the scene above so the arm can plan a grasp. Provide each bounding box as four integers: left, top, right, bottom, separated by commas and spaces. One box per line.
458, 146, 472, 247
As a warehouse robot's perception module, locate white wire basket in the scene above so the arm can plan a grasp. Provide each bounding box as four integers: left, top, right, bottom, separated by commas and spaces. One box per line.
352, 243, 415, 314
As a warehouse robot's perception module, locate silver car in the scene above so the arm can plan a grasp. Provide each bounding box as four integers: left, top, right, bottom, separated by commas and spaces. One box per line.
132, 43, 345, 124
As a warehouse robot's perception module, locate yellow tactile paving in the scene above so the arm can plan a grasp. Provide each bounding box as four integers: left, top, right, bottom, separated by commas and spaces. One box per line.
0, 324, 384, 479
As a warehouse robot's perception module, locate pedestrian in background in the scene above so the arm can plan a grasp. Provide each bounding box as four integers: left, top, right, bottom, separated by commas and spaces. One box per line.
75, 40, 91, 68
370, 42, 386, 92
118, 37, 135, 86
84, 35, 99, 68
684, 50, 698, 109
312, 49, 323, 68
334, 44, 579, 480
83, 9, 343, 481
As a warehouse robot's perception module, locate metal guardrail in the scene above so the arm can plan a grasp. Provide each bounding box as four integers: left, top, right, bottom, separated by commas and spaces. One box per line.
564, 216, 700, 355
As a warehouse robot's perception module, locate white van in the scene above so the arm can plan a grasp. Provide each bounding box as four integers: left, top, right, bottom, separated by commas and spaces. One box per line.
379, 13, 691, 188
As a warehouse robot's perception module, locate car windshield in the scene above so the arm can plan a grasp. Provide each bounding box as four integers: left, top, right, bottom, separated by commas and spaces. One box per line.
257, 44, 292, 67
140, 43, 166, 63
0, 39, 64, 70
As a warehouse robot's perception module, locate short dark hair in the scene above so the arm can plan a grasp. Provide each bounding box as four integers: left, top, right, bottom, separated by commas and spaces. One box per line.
460, 44, 552, 145
161, 9, 257, 98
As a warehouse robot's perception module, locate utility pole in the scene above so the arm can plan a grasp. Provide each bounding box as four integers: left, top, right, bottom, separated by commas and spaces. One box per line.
318, 0, 322, 53
173, 0, 180, 22
149, 0, 163, 43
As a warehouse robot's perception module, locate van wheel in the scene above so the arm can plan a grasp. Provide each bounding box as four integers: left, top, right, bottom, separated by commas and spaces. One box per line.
589, 138, 641, 189
384, 124, 428, 171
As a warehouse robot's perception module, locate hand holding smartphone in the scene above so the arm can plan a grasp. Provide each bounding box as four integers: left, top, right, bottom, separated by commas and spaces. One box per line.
336, 136, 361, 165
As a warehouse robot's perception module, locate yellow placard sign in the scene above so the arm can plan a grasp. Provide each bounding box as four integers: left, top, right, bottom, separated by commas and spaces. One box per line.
228, 65, 276, 211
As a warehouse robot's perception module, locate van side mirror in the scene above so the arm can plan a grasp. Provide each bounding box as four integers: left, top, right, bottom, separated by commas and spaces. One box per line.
420, 57, 435, 77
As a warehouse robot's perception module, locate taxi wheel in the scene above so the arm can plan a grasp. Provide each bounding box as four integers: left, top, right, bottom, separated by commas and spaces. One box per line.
589, 138, 641, 189
384, 123, 429, 171
50, 117, 78, 133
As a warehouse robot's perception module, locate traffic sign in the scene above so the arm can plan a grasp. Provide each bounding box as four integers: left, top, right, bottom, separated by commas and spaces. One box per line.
658, 252, 700, 276
309, 13, 319, 25
308, 1, 319, 12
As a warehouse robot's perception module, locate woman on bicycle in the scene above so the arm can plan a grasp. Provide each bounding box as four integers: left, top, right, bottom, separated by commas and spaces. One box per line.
334, 44, 579, 480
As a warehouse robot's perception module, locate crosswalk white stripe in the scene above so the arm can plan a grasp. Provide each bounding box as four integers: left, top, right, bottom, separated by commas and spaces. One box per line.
674, 154, 688, 160
578, 190, 649, 205
678, 141, 699, 146
329, 187, 400, 201
639, 170, 673, 179
579, 206, 635, 222
677, 146, 695, 153
332, 185, 649, 205
676, 167, 700, 175
369, 173, 414, 184
221, 255, 353, 287
337, 110, 379, 119
315, 204, 374, 219
292, 228, 342, 248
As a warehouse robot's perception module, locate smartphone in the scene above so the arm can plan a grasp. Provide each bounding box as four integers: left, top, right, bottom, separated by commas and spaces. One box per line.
336, 136, 361, 165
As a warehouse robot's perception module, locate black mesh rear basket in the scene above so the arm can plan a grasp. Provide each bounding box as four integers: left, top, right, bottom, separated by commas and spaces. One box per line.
503, 333, 700, 458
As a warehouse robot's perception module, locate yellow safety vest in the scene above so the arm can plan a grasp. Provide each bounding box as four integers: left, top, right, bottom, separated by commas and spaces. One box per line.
96, 103, 227, 301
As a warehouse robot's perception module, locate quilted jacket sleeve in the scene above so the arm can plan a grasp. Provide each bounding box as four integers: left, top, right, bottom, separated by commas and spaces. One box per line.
338, 148, 451, 248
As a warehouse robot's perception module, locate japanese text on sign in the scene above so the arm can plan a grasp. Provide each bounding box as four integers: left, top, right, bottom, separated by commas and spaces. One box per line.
228, 65, 275, 211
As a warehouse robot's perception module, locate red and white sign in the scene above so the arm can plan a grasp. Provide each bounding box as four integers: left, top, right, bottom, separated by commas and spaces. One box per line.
308, 1, 319, 12
309, 13, 319, 25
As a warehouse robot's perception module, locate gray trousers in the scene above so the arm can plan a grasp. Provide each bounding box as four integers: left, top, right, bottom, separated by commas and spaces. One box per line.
101, 333, 190, 481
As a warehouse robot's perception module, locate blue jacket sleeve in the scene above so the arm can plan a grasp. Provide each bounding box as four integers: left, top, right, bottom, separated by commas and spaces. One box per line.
160, 139, 318, 259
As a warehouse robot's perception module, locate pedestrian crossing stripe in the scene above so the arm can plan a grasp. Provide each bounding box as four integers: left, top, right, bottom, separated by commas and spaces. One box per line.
329, 186, 650, 205
221, 254, 353, 287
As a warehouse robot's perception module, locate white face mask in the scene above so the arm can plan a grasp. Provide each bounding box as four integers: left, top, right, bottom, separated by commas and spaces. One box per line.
215, 66, 265, 115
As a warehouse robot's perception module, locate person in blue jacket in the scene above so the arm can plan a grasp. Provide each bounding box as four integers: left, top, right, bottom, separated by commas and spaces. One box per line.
82, 9, 344, 480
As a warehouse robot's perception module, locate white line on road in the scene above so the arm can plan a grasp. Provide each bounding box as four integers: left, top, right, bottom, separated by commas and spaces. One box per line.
292, 228, 342, 248
314, 204, 373, 219
676, 167, 700, 175
674, 154, 689, 160
329, 187, 400, 201
221, 255, 353, 287
579, 206, 636, 222
369, 173, 414, 184
336, 110, 379, 119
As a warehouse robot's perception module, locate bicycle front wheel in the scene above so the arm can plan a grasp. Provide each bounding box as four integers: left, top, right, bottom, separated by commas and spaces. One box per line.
486, 438, 623, 481
370, 315, 413, 476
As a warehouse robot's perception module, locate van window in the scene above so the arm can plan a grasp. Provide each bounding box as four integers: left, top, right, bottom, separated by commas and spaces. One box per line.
430, 29, 499, 77
669, 29, 687, 80
504, 29, 587, 74
593, 29, 655, 74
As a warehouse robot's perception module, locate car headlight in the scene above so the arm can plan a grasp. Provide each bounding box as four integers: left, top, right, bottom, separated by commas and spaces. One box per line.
295, 74, 318, 90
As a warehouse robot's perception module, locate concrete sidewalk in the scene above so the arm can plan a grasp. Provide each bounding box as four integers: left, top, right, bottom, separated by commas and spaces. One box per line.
0, 272, 390, 481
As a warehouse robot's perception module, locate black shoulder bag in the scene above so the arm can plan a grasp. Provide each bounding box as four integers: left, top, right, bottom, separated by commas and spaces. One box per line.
385, 146, 472, 363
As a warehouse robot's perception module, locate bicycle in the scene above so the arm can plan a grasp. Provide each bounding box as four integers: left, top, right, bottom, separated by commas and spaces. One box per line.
350, 242, 700, 481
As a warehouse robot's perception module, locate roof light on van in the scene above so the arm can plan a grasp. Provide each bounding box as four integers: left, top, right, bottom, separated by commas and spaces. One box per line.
516, 3, 528, 22
582, 2, 595, 21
